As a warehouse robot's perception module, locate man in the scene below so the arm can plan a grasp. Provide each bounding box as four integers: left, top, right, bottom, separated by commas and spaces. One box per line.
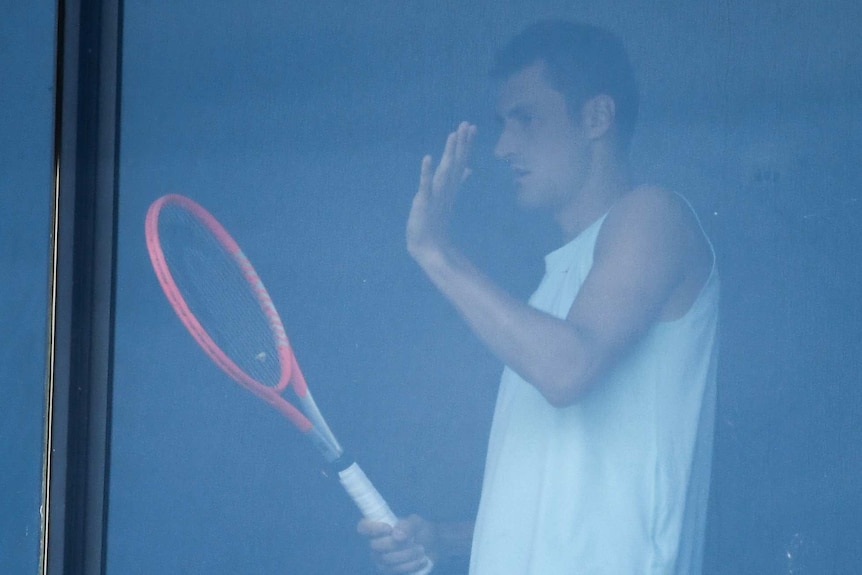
360, 20, 719, 574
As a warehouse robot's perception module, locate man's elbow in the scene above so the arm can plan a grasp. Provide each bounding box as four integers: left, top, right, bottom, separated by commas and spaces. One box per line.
530, 336, 605, 407
537, 371, 592, 408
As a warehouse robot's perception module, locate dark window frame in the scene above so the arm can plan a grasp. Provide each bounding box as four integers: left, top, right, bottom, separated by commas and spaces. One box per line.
43, 0, 123, 573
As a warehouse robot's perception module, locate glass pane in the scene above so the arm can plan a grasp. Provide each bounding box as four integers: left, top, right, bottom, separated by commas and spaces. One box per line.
0, 1, 57, 573
108, 2, 861, 574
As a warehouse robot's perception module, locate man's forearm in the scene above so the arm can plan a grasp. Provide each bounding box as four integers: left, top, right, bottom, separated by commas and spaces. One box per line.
412, 244, 597, 406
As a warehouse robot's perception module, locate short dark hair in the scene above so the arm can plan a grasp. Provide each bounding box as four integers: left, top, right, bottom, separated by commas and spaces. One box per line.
492, 20, 639, 148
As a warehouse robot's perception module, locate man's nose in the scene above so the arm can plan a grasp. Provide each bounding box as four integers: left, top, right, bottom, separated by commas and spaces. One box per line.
493, 130, 513, 161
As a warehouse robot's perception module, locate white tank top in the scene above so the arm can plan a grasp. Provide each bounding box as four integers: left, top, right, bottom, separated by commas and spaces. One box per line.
469, 209, 719, 575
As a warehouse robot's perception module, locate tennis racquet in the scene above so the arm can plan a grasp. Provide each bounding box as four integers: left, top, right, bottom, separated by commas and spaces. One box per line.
145, 193, 432, 574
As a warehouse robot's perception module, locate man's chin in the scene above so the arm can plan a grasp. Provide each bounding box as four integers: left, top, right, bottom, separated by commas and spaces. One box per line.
514, 186, 546, 210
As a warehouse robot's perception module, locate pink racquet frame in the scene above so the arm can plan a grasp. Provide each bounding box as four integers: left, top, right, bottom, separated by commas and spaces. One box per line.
144, 193, 434, 575
145, 193, 312, 432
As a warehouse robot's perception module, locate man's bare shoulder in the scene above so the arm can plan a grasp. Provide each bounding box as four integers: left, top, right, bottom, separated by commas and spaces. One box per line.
598, 185, 707, 254
594, 185, 713, 320
610, 185, 693, 228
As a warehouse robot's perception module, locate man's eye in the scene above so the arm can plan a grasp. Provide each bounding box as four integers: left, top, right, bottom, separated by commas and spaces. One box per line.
515, 112, 534, 127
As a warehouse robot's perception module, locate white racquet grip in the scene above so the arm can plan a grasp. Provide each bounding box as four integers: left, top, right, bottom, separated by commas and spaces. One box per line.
338, 461, 398, 525
338, 462, 434, 574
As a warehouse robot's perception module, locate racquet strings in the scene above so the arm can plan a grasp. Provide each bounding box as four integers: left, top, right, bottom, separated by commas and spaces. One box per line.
157, 202, 282, 388
156, 200, 344, 460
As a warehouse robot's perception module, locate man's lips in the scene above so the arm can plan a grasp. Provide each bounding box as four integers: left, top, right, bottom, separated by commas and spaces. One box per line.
512, 168, 530, 184
511, 166, 530, 182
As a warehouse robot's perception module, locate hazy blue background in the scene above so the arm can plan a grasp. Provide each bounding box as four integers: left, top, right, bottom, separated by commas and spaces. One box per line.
100, 1, 859, 574
0, 1, 56, 573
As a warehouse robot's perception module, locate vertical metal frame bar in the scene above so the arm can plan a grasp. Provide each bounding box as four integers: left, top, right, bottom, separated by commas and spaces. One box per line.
43, 0, 123, 573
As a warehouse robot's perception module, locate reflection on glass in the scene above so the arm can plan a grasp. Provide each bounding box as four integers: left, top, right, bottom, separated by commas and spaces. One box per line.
108, 3, 861, 574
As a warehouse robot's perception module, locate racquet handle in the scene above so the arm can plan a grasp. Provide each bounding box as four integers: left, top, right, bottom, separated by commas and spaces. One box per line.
338, 462, 434, 575
337, 461, 397, 524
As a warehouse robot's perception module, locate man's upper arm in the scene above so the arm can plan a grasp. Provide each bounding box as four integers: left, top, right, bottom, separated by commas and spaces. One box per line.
565, 188, 694, 385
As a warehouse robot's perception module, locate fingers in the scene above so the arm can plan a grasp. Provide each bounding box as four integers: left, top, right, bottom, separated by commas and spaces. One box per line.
375, 548, 430, 574
369, 533, 422, 555
453, 121, 476, 170
461, 167, 473, 184
370, 535, 429, 574
432, 131, 458, 193
427, 121, 477, 196
417, 154, 433, 197
357, 519, 419, 553
357, 519, 393, 538
391, 516, 420, 542
358, 518, 430, 575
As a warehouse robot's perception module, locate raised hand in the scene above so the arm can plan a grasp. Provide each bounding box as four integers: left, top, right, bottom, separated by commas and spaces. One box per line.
406, 121, 477, 263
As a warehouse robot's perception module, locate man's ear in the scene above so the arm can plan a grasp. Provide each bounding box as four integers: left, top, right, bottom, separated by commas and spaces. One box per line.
581, 95, 616, 140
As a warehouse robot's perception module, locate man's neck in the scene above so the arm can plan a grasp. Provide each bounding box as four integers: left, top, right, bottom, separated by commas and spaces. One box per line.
554, 158, 632, 242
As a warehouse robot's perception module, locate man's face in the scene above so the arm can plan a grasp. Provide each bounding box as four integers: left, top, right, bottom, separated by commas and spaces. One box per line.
494, 61, 591, 210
